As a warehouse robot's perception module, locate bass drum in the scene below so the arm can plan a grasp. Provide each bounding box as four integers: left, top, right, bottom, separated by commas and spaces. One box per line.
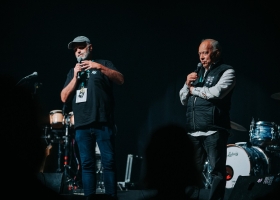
225, 142, 269, 188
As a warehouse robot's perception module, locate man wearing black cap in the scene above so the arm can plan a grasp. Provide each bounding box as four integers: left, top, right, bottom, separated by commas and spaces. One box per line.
61, 36, 124, 200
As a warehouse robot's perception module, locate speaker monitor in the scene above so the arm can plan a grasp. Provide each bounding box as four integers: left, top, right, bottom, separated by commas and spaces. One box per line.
228, 175, 280, 200
37, 172, 64, 194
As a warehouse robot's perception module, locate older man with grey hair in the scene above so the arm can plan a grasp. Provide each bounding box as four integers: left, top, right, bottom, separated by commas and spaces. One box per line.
180, 39, 236, 200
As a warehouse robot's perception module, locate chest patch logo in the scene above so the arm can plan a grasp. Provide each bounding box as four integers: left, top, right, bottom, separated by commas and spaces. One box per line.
91, 70, 97, 74
206, 76, 214, 85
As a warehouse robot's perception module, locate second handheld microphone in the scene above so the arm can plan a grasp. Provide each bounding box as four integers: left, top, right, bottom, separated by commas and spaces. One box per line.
191, 63, 202, 85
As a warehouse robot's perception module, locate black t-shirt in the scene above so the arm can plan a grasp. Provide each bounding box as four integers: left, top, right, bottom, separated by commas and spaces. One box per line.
63, 59, 118, 129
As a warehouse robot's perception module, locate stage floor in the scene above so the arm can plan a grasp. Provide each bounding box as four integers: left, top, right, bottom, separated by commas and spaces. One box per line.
60, 189, 233, 200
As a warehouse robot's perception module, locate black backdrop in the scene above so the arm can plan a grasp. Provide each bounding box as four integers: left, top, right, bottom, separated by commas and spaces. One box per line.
2, 1, 280, 182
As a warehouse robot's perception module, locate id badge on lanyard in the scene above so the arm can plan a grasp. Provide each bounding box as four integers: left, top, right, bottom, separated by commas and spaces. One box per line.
76, 82, 87, 103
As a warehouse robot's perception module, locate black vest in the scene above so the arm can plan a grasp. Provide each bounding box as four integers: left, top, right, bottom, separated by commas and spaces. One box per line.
186, 62, 234, 132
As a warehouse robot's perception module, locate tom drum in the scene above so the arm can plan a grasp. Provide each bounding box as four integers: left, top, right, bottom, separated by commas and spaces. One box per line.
250, 121, 279, 147
49, 110, 64, 129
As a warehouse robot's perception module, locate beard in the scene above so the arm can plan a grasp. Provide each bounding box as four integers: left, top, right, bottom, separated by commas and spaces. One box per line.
76, 48, 91, 62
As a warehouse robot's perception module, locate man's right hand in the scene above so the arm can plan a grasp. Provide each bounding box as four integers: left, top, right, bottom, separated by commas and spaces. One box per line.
74, 63, 82, 78
186, 72, 198, 88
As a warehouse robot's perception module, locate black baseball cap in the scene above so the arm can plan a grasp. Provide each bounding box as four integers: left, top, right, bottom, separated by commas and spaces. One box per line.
68, 36, 91, 49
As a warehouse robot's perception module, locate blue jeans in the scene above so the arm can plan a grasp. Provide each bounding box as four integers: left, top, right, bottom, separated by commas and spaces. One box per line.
75, 123, 117, 197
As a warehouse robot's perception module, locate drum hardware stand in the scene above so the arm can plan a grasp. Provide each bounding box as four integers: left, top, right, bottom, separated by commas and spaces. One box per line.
271, 122, 277, 141
249, 117, 255, 142
61, 113, 82, 193
41, 125, 51, 145
202, 159, 212, 189
46, 129, 65, 173
96, 156, 105, 193
71, 138, 81, 191
62, 113, 73, 192
41, 125, 63, 173
54, 140, 62, 173
46, 109, 82, 193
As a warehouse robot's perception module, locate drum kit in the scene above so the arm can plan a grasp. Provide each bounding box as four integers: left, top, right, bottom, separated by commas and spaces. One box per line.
42, 109, 104, 192
42, 92, 280, 191
203, 92, 280, 189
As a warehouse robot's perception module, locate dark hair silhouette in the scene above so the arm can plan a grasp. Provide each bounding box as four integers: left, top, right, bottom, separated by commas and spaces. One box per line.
1, 74, 45, 173
143, 124, 200, 199
1, 74, 65, 199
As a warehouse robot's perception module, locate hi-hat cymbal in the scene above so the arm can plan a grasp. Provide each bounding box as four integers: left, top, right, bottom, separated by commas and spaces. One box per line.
230, 121, 247, 132
271, 92, 280, 100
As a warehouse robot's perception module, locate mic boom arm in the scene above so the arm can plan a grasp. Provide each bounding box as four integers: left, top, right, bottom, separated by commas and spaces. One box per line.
16, 72, 38, 86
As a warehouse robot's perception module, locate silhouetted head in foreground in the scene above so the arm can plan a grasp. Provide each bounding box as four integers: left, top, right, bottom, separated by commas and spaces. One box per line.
0, 74, 45, 173
0, 74, 66, 198
143, 124, 200, 199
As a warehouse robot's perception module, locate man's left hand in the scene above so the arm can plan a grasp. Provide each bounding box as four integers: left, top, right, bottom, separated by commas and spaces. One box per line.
80, 60, 102, 71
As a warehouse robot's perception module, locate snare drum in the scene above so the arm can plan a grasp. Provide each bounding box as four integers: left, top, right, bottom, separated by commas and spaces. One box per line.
250, 121, 278, 147
225, 142, 269, 188
49, 110, 64, 129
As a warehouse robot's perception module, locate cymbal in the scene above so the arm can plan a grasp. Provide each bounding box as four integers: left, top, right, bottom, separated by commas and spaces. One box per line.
271, 92, 280, 100
230, 121, 247, 132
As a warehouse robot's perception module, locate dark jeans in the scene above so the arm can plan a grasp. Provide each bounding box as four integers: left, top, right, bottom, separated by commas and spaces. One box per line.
75, 123, 117, 197
189, 131, 229, 200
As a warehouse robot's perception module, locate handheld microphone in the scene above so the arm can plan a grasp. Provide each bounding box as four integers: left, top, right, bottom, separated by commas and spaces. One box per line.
24, 72, 38, 79
77, 57, 82, 79
195, 63, 203, 73
191, 63, 202, 85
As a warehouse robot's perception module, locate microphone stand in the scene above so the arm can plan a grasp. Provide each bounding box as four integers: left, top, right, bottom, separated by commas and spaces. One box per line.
16, 72, 37, 86
16, 73, 41, 101
16, 77, 28, 86
16, 80, 23, 86
33, 82, 42, 95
